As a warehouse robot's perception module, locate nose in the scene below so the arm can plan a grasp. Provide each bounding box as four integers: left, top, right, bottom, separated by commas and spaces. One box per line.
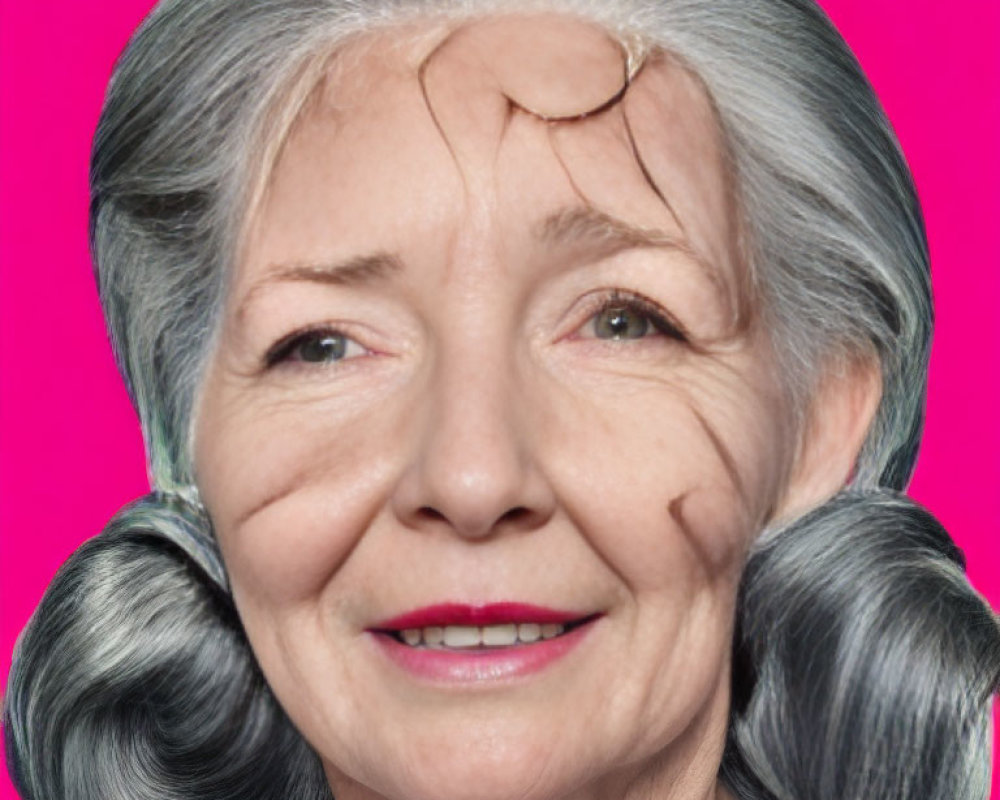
391, 339, 556, 540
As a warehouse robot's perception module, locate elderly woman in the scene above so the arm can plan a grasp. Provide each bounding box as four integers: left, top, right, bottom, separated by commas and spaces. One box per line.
5, 1, 999, 799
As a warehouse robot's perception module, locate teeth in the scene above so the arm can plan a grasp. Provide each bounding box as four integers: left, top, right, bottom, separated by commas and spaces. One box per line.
481, 623, 518, 646
518, 623, 541, 643
541, 623, 561, 640
424, 626, 444, 646
443, 625, 481, 648
395, 622, 567, 648
402, 628, 421, 646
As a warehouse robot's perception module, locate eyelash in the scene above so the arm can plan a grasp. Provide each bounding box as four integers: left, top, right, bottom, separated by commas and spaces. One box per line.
579, 289, 688, 343
263, 325, 365, 368
262, 290, 686, 369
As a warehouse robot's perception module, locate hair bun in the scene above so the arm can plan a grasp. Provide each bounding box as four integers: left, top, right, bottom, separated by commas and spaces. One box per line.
722, 489, 1000, 800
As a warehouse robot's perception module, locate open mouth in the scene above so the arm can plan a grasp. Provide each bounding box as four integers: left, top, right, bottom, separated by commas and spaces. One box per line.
381, 616, 597, 650
368, 605, 601, 680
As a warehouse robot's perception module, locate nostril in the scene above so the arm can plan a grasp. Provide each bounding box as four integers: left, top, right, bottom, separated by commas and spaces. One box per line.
417, 507, 448, 524
499, 507, 532, 526
412, 504, 539, 536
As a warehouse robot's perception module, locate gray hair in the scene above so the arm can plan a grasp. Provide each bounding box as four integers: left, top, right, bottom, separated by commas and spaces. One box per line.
5, 1, 999, 799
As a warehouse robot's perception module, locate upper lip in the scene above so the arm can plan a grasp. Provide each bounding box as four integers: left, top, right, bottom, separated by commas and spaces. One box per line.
370, 602, 593, 630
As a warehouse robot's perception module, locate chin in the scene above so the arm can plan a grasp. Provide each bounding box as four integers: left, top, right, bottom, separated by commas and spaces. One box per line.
321, 712, 602, 800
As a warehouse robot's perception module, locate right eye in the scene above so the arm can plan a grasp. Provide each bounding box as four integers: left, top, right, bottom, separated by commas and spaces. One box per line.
265, 328, 367, 367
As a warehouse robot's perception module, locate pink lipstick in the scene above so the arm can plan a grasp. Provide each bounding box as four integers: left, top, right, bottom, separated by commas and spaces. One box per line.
372, 602, 584, 630
367, 602, 600, 683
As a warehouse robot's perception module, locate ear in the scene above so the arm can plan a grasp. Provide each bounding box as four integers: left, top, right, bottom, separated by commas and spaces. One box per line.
773, 355, 882, 524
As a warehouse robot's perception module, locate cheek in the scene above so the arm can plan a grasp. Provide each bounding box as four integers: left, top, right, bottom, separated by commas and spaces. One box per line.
194, 380, 411, 608
539, 364, 787, 591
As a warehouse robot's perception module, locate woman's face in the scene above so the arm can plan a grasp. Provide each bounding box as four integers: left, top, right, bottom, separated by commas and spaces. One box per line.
195, 16, 798, 800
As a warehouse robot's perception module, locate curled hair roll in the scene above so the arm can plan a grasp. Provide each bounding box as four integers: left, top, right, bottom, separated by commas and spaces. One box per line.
722, 491, 1000, 800
3, 494, 330, 800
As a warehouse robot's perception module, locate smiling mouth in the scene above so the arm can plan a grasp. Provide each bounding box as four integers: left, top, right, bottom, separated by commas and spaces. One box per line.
368, 605, 601, 681
384, 618, 596, 649
369, 602, 601, 652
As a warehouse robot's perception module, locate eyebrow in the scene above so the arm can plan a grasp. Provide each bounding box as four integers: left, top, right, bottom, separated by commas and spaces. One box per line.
238, 208, 721, 318
537, 206, 722, 289
237, 251, 403, 318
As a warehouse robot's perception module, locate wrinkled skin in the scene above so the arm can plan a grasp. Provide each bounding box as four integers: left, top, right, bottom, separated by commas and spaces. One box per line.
194, 15, 811, 800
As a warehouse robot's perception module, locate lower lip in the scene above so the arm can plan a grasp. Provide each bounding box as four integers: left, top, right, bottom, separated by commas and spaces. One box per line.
369, 620, 597, 683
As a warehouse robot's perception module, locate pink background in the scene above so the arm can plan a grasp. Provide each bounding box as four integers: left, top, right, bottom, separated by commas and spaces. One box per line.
1, 1, 997, 797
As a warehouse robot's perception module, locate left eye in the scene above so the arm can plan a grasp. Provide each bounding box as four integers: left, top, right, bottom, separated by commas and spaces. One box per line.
265, 329, 367, 367
579, 295, 687, 342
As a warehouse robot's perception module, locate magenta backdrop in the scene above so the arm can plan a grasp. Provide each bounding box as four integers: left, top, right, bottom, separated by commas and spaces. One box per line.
1, 1, 998, 797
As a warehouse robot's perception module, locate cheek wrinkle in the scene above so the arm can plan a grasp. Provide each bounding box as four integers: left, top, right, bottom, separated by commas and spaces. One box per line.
668, 491, 713, 576
690, 406, 749, 511
669, 491, 745, 581
234, 474, 302, 528
498, 96, 516, 163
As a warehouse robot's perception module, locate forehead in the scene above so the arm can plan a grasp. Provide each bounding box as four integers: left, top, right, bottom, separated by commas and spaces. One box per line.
246, 14, 740, 303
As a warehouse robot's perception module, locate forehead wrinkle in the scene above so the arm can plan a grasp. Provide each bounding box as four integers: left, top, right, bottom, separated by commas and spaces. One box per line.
416, 28, 471, 197
538, 59, 686, 240
537, 206, 727, 298
621, 58, 743, 257
417, 26, 511, 202
621, 106, 684, 235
